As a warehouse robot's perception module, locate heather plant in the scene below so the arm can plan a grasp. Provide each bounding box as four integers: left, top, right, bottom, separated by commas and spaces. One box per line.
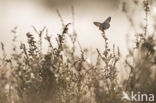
121, 0, 156, 103
0, 42, 10, 103
0, 0, 156, 103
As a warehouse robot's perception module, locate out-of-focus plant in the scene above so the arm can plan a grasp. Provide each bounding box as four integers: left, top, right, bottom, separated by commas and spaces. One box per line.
0, 1, 155, 103
121, 0, 156, 103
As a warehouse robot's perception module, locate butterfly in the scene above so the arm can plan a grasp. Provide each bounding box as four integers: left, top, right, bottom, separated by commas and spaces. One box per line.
93, 16, 111, 33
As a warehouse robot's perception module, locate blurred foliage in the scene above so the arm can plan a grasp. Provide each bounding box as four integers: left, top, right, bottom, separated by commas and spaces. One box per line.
0, 0, 156, 103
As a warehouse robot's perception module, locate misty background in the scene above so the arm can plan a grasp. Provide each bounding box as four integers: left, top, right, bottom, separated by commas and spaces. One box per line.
0, 0, 148, 57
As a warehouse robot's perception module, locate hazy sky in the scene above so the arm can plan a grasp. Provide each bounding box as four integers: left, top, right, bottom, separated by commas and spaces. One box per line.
0, 0, 146, 57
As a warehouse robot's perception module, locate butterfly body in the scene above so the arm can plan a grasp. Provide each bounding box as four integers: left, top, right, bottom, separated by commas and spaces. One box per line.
93, 17, 111, 33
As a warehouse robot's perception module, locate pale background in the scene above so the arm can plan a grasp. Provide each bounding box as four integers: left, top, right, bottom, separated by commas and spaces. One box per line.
0, 0, 153, 57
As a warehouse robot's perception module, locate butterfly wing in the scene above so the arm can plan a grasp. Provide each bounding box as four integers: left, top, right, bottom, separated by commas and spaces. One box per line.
101, 17, 111, 30
93, 22, 101, 27
94, 17, 111, 32
104, 23, 110, 30
103, 16, 111, 24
